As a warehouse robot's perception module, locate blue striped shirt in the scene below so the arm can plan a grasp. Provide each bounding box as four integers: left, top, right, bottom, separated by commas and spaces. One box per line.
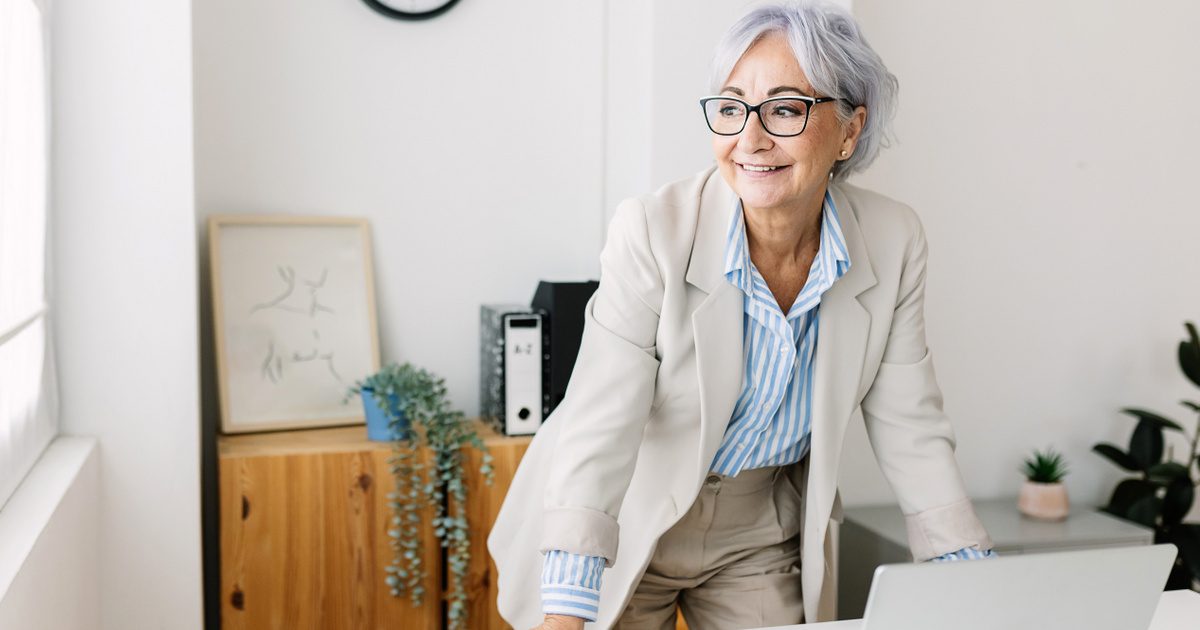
541, 192, 992, 620
710, 192, 850, 475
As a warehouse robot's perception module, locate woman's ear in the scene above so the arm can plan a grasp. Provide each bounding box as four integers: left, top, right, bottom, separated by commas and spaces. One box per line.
843, 105, 868, 155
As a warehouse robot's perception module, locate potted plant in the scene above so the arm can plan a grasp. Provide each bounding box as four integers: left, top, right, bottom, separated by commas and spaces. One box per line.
345, 362, 495, 628
1018, 447, 1070, 520
357, 376, 410, 442
1093, 321, 1200, 591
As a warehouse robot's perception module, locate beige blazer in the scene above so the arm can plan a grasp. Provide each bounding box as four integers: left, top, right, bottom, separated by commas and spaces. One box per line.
487, 167, 992, 628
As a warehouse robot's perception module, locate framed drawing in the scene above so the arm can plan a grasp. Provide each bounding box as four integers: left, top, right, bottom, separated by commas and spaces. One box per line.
209, 216, 381, 433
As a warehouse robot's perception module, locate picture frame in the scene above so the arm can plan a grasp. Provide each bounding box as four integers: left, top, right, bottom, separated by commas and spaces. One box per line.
208, 215, 381, 434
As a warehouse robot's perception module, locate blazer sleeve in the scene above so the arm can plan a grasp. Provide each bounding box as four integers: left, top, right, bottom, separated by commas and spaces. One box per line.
859, 211, 993, 561
538, 197, 663, 567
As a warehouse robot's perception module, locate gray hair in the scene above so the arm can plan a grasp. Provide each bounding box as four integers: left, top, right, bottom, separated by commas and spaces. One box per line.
709, 1, 898, 181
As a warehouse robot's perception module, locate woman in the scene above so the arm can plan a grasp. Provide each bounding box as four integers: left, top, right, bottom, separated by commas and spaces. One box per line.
488, 2, 994, 628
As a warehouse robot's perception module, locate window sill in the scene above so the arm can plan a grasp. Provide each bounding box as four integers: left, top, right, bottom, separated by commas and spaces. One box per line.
0, 436, 98, 599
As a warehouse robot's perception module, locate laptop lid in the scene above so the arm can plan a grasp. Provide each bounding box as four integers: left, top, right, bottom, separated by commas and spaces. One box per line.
861, 544, 1177, 630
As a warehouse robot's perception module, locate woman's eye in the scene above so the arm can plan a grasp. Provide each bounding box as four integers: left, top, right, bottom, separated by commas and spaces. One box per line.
771, 105, 803, 117
719, 106, 743, 117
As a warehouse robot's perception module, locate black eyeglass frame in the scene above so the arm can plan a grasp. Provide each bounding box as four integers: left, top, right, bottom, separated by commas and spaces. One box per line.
699, 95, 847, 137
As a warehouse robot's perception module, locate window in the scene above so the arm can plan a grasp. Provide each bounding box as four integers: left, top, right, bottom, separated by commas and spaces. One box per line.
0, 0, 58, 509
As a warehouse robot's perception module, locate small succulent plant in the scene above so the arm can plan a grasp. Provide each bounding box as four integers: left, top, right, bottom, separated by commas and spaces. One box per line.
1023, 447, 1069, 484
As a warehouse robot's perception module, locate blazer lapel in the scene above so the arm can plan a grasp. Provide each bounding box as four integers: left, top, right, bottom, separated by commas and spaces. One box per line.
807, 183, 877, 503
800, 182, 879, 618
685, 170, 743, 478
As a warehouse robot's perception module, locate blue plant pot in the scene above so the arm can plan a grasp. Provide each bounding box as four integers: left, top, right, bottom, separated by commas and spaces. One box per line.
361, 387, 410, 441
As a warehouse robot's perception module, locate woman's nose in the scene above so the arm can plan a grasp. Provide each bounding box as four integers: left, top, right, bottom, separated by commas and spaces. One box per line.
737, 111, 774, 153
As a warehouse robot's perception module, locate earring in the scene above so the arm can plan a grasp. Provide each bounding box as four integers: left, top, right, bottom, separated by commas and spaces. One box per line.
840, 150, 848, 157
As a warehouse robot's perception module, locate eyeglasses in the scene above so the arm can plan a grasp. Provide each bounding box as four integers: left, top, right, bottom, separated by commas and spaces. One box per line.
699, 95, 845, 137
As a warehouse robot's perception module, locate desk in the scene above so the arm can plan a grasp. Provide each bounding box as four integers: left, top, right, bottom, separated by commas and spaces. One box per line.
839, 498, 1154, 617
749, 589, 1200, 629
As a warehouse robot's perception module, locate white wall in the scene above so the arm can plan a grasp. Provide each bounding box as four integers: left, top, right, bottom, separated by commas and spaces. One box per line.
839, 0, 1200, 514
51, 0, 203, 629
194, 0, 607, 419
193, 0, 870, 422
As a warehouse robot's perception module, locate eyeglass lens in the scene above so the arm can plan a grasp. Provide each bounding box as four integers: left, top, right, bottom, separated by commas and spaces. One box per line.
703, 98, 810, 136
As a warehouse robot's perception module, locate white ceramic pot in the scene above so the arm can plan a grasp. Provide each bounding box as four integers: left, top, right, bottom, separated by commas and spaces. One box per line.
1018, 480, 1070, 521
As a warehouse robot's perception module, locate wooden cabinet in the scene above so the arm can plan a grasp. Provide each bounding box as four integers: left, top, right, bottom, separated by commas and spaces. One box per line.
219, 421, 693, 629
218, 421, 530, 629
462, 422, 531, 629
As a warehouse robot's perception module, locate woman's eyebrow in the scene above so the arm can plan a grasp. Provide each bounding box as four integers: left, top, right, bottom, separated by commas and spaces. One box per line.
768, 85, 811, 97
717, 85, 814, 97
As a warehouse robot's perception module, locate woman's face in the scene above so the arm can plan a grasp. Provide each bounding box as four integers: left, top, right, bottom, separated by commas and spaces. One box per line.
712, 32, 865, 214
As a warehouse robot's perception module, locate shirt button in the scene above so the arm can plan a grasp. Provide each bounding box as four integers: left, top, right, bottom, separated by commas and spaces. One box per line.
779, 345, 787, 354
735, 443, 745, 450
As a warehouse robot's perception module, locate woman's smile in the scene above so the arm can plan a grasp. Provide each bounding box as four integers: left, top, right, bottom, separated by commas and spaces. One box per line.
738, 162, 793, 177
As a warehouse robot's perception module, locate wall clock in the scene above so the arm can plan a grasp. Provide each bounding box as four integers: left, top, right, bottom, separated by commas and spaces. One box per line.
362, 0, 460, 21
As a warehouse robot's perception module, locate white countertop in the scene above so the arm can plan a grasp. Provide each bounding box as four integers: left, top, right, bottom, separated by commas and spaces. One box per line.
749, 590, 1200, 630
844, 498, 1154, 552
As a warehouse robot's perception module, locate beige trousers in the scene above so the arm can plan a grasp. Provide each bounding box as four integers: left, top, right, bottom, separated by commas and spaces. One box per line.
616, 465, 805, 629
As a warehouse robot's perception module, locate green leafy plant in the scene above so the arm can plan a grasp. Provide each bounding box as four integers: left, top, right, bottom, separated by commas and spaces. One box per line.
1023, 448, 1068, 483
345, 362, 495, 628
1092, 322, 1200, 591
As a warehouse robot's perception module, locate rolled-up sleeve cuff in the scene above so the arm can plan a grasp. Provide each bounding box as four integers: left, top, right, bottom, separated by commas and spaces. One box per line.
929, 547, 998, 562
541, 550, 605, 621
539, 506, 620, 567
541, 587, 600, 621
904, 498, 994, 561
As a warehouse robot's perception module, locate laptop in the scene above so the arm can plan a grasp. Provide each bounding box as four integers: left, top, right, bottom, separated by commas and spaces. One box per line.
858, 544, 1177, 630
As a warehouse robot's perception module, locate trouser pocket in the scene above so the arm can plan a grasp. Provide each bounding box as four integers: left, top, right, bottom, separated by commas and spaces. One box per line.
773, 468, 804, 540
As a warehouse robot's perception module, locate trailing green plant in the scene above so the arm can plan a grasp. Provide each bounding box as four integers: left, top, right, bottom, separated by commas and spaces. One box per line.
345, 362, 495, 629
1092, 321, 1200, 591
1023, 447, 1068, 483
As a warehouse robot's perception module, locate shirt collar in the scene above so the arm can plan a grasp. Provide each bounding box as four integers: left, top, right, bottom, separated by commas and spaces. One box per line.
723, 190, 852, 292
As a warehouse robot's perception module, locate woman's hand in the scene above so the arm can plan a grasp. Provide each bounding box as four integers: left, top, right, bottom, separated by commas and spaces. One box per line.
533, 613, 587, 630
